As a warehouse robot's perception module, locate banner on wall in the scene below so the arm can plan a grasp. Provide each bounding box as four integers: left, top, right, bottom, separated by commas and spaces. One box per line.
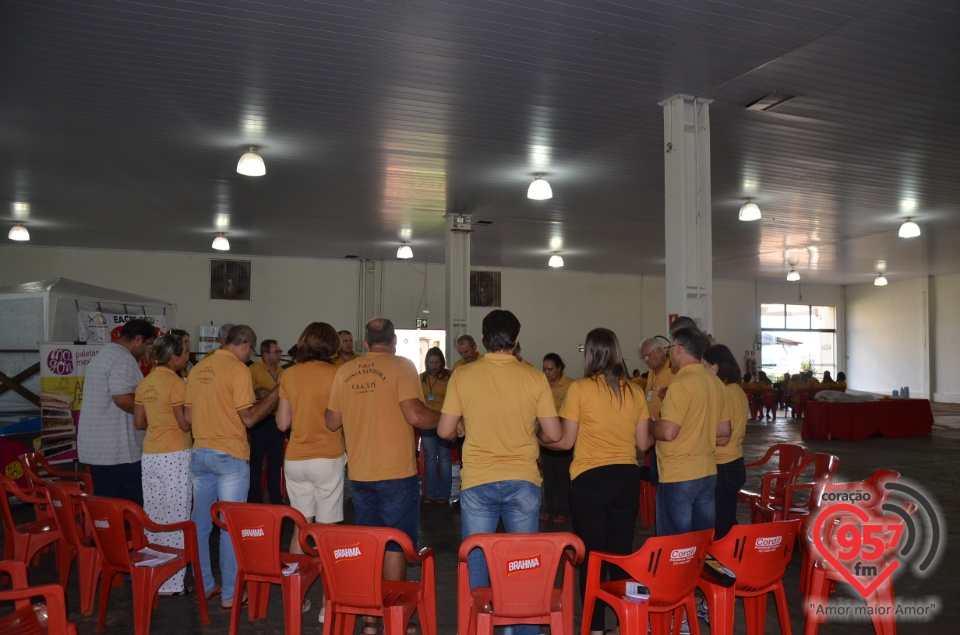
78, 312, 167, 343
38, 342, 104, 463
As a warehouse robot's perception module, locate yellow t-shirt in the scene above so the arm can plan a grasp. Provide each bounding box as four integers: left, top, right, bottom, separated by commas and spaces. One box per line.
279, 361, 344, 461
249, 360, 283, 415
644, 364, 674, 420
135, 367, 190, 454
327, 352, 423, 481
631, 375, 647, 391
185, 349, 255, 461
452, 352, 484, 371
715, 383, 747, 465
550, 374, 574, 413
657, 363, 728, 483
420, 372, 450, 412
560, 377, 649, 480
442, 353, 558, 490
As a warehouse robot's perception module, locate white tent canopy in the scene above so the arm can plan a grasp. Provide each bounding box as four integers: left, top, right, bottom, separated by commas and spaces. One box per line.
0, 278, 178, 412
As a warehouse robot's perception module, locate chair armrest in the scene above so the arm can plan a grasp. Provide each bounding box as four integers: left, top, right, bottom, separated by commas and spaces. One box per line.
413, 546, 434, 564
0, 560, 29, 587
783, 483, 814, 509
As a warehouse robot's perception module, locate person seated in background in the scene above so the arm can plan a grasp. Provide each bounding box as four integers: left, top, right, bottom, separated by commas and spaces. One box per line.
836, 371, 847, 391
805, 370, 821, 388
740, 372, 757, 391
757, 371, 773, 388
820, 370, 837, 389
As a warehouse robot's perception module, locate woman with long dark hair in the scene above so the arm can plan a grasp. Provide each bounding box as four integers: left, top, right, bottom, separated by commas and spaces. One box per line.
419, 347, 452, 504
702, 343, 748, 539
543, 328, 652, 635
134, 332, 192, 596
540, 353, 573, 523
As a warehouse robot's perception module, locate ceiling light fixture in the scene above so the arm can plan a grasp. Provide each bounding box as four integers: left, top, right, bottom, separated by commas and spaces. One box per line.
898, 218, 920, 238
527, 175, 553, 200
738, 200, 761, 221
397, 243, 413, 260
236, 146, 266, 177
548, 253, 564, 268
8, 223, 30, 241
874, 273, 888, 286
212, 233, 230, 251
786, 268, 800, 282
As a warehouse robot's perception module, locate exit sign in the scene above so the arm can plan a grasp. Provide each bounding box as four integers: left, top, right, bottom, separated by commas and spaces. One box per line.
416, 318, 428, 328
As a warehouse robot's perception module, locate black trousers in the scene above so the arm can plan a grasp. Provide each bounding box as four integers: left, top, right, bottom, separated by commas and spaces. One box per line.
715, 457, 746, 539
571, 464, 641, 632
247, 415, 285, 504
90, 462, 143, 507
541, 448, 572, 516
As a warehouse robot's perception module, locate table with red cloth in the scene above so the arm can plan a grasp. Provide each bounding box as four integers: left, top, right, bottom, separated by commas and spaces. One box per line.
801, 398, 934, 440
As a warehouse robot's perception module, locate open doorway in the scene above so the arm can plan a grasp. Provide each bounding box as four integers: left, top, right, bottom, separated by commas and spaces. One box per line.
395, 329, 447, 374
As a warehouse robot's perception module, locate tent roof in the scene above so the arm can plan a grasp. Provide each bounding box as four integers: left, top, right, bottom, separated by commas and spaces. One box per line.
0, 278, 174, 307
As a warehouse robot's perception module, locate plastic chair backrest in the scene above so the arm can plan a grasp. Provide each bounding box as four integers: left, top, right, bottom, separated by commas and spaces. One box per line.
0, 474, 49, 531
709, 520, 800, 590
19, 452, 91, 491
458, 532, 585, 619
618, 529, 713, 603
44, 480, 86, 549
305, 524, 407, 610
760, 388, 778, 406
211, 501, 306, 578
746, 444, 807, 470
80, 495, 143, 570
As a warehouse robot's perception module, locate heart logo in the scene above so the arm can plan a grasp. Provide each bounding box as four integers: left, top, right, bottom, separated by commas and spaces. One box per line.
811, 503, 900, 598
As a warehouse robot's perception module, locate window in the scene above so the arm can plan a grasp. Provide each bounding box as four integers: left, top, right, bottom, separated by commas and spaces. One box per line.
760, 303, 836, 380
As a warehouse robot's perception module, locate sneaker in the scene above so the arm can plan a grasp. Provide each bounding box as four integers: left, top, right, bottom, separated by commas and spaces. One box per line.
318, 607, 325, 623
679, 616, 691, 635
696, 597, 710, 623
301, 599, 311, 614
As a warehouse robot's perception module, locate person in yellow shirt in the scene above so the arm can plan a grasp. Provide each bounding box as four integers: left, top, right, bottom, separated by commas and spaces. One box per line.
702, 344, 748, 539
247, 339, 285, 504
452, 334, 484, 370
540, 353, 574, 523
326, 317, 439, 614
543, 330, 652, 635
133, 332, 191, 596
332, 330, 358, 366
651, 327, 731, 536
186, 325, 279, 610
836, 371, 847, 391
437, 310, 561, 635
419, 347, 452, 504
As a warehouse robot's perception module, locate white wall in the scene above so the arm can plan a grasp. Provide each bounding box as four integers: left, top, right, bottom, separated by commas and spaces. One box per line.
845, 277, 928, 398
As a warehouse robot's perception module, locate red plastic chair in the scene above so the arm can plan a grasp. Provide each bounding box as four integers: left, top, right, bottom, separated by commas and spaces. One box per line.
760, 389, 779, 419
696, 519, 801, 635
457, 532, 585, 635
300, 523, 436, 635
753, 453, 840, 523
211, 502, 321, 635
0, 560, 79, 635
743, 388, 761, 419
738, 444, 807, 520
798, 469, 900, 594
19, 452, 94, 494
0, 475, 60, 575
581, 529, 713, 635
80, 495, 211, 634
803, 503, 914, 635
792, 389, 811, 419
44, 480, 101, 616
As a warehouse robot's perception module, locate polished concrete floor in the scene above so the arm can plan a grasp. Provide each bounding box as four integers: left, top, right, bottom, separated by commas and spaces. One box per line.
4, 402, 958, 634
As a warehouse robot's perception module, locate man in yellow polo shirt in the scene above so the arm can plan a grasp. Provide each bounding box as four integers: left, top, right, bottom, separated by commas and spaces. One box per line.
651, 327, 731, 536
247, 339, 285, 504
325, 318, 439, 590
452, 334, 483, 370
186, 325, 279, 610
332, 330, 358, 366
438, 309, 562, 635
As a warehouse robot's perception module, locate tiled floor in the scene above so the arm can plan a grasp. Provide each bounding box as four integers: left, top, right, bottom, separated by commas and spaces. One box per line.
4, 402, 959, 634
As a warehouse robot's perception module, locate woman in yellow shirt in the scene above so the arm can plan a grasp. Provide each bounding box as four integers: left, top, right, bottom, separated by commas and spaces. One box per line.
702, 344, 749, 539
419, 347, 452, 504
133, 333, 191, 596
544, 329, 652, 635
540, 353, 573, 523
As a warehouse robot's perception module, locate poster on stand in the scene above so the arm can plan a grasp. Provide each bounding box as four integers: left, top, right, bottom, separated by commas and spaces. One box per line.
78, 312, 167, 343
38, 342, 104, 463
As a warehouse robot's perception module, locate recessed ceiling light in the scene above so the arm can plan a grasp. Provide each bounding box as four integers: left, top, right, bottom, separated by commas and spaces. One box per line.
744, 90, 796, 111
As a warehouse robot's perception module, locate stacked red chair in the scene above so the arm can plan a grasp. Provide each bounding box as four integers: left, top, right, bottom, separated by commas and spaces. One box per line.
738, 444, 808, 523
0, 560, 78, 635
44, 480, 101, 616
753, 453, 840, 524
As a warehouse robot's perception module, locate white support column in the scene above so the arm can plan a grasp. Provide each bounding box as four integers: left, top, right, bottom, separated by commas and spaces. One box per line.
445, 213, 472, 364
358, 259, 382, 330
660, 94, 714, 336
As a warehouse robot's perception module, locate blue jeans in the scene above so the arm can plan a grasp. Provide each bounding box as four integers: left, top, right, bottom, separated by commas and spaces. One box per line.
461, 480, 541, 635
350, 476, 420, 551
656, 474, 717, 537
420, 432, 452, 500
191, 448, 249, 601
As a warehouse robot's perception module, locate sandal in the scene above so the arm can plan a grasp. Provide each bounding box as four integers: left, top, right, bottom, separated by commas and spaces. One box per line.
197, 584, 221, 603
159, 587, 193, 597
221, 594, 249, 612
552, 515, 568, 524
